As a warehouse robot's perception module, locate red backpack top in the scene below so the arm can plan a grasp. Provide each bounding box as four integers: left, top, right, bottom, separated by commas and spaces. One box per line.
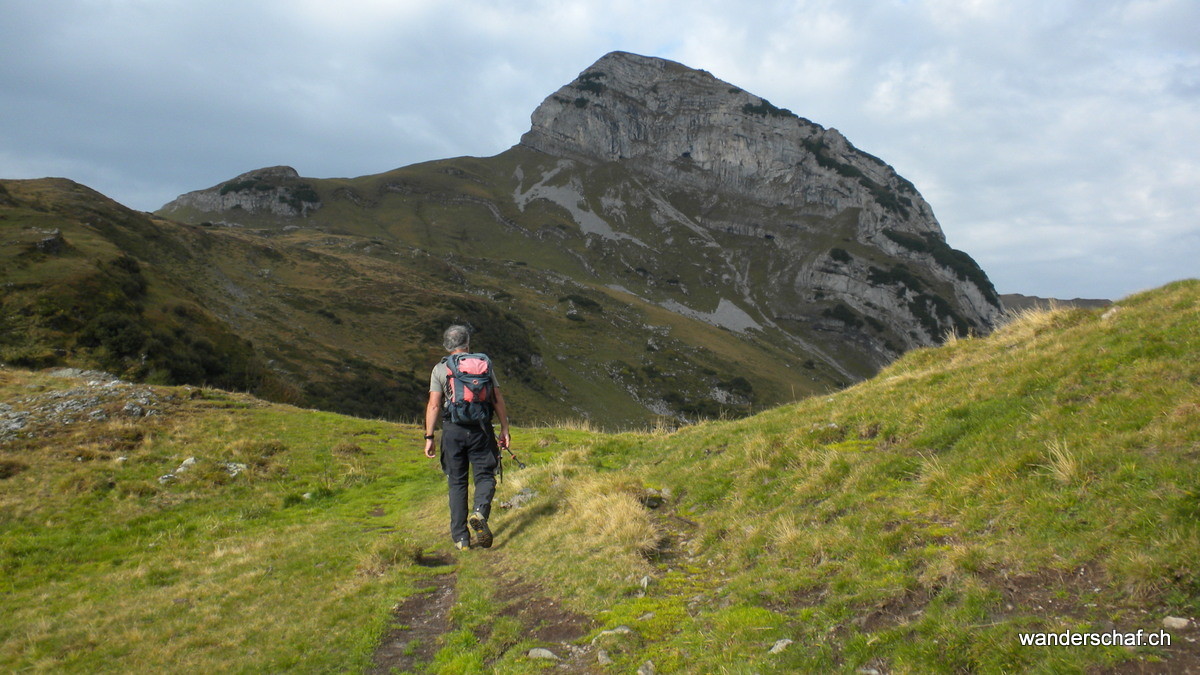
442, 353, 495, 425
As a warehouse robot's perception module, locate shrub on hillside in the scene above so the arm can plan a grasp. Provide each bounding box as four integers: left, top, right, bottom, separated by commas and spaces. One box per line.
303, 363, 426, 422
426, 297, 542, 389
883, 229, 999, 306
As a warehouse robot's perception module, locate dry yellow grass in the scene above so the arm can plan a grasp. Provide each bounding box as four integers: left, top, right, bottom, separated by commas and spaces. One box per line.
563, 476, 664, 556
1044, 438, 1080, 484
769, 514, 807, 552
538, 417, 602, 433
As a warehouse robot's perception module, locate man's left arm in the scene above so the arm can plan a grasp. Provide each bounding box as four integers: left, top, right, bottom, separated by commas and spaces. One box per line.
492, 388, 510, 449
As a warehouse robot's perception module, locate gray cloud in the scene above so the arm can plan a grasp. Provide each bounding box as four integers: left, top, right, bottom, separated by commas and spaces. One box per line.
1, 0, 1195, 299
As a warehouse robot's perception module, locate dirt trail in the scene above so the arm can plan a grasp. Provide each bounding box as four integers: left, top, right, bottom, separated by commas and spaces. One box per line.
369, 566, 456, 674
367, 546, 598, 673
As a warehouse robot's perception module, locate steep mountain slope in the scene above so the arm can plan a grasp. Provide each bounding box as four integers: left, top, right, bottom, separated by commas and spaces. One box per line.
1, 177, 816, 425
519, 52, 1001, 350
3, 52, 1004, 426
158, 52, 1001, 398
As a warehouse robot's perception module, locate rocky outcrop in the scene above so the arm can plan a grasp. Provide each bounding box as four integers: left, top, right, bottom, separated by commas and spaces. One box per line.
160, 166, 322, 219
521, 52, 938, 237
519, 52, 1003, 356
0, 368, 173, 444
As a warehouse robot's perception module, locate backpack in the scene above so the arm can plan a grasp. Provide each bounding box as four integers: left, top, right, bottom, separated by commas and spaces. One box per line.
442, 353, 495, 426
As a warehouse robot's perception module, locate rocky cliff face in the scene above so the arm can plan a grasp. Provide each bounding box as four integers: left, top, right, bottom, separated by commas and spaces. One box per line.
519, 52, 1002, 357
523, 52, 936, 236
160, 166, 322, 220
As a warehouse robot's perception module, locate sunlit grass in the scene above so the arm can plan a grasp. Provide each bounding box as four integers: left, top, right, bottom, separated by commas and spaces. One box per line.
2, 280, 1197, 673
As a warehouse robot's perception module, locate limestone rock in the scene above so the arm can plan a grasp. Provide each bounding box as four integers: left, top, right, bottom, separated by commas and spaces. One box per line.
160, 166, 322, 219
523, 53, 932, 227
769, 638, 794, 654
527, 647, 559, 660
1164, 616, 1190, 630
499, 487, 537, 510
519, 51, 1003, 360
33, 229, 68, 254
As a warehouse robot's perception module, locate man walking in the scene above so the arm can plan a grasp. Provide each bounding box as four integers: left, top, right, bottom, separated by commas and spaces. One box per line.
423, 325, 511, 550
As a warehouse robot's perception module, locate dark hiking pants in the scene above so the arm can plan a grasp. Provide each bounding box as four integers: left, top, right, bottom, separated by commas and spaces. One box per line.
440, 421, 498, 544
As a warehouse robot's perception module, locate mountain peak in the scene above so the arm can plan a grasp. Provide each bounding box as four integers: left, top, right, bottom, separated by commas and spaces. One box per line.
521, 51, 779, 165
518, 52, 942, 236
228, 165, 301, 181
159, 165, 320, 220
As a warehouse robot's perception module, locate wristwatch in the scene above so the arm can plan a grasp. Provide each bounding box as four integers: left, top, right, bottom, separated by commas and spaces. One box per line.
424, 434, 435, 440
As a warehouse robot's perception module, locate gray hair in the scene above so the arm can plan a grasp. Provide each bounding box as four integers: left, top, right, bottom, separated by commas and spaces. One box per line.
442, 324, 470, 352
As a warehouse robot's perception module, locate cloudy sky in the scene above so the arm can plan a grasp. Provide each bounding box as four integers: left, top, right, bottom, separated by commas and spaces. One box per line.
2, 0, 1196, 300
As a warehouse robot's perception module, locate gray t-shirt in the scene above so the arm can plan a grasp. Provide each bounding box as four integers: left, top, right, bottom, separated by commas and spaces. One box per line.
429, 354, 501, 411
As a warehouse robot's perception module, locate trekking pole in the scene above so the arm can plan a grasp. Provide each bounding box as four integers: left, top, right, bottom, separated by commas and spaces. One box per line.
487, 419, 526, 469
505, 447, 527, 470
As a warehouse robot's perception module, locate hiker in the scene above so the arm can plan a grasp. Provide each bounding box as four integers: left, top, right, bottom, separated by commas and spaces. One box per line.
423, 325, 511, 550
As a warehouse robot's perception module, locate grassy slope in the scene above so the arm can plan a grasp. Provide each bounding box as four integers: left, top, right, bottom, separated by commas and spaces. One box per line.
3, 176, 837, 429
163, 144, 974, 381
2, 280, 1196, 673
484, 280, 1200, 672
0, 373, 418, 671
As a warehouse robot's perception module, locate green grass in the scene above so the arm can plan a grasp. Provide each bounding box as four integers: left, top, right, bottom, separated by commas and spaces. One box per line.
0, 378, 446, 671
477, 280, 1200, 672
2, 281, 1196, 672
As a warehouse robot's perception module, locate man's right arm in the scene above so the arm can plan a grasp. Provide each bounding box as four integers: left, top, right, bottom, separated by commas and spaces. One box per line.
423, 391, 441, 458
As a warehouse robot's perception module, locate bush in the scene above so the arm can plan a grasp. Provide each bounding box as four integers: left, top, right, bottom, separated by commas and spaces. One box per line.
427, 298, 542, 388
742, 98, 796, 119
575, 71, 607, 95
219, 179, 273, 195
559, 294, 602, 312
332, 442, 364, 456
802, 140, 911, 218
315, 308, 342, 324
868, 264, 926, 293
883, 230, 1000, 306
0, 460, 28, 480
304, 364, 426, 422
721, 376, 754, 399
82, 312, 148, 358
822, 303, 864, 330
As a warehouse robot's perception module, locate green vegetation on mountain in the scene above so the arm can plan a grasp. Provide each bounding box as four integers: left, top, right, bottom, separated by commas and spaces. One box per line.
2, 280, 1195, 672
3, 176, 831, 427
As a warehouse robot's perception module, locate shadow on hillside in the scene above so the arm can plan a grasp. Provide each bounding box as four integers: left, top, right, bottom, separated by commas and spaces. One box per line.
491, 501, 556, 550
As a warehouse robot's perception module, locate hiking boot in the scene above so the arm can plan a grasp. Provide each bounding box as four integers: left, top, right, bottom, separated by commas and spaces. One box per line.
468, 511, 493, 549
455, 538, 471, 551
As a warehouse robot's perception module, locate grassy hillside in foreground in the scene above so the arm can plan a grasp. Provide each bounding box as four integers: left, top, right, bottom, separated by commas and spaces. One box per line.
480, 280, 1200, 672
1, 280, 1197, 673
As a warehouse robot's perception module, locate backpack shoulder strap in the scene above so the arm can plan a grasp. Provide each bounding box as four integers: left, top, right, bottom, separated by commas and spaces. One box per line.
441, 355, 466, 402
